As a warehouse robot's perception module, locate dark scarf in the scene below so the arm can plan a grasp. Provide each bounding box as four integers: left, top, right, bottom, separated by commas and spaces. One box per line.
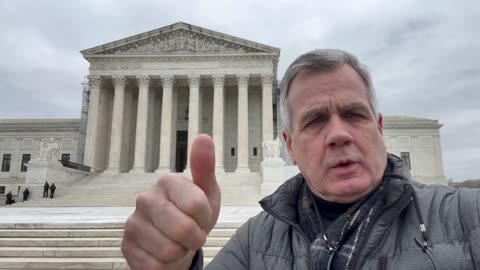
298, 178, 388, 270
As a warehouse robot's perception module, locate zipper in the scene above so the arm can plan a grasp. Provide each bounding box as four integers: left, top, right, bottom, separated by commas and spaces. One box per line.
349, 184, 412, 269
260, 202, 312, 269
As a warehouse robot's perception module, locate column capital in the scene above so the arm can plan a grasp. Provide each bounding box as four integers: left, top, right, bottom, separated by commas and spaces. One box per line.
236, 74, 250, 87
112, 75, 126, 88
136, 75, 150, 87
161, 75, 175, 88
212, 74, 225, 86
88, 75, 102, 88
261, 73, 274, 85
188, 74, 201, 87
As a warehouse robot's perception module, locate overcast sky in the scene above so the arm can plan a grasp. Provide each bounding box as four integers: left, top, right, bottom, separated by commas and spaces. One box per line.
0, 0, 479, 181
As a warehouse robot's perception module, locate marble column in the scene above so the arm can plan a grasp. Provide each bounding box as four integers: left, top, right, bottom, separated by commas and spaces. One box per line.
106, 76, 126, 173
186, 74, 201, 169
156, 75, 175, 173
212, 74, 225, 172
131, 75, 150, 172
83, 75, 102, 170
235, 74, 251, 173
261, 74, 274, 143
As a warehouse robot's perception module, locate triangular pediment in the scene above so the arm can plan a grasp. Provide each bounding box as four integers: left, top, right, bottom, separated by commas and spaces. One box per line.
82, 22, 279, 56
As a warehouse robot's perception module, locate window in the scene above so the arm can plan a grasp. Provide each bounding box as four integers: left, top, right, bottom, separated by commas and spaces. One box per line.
1, 154, 11, 172
61, 153, 70, 161
400, 152, 411, 170
0, 186, 4, 194
253, 147, 258, 156
231, 148, 235, 157
21, 154, 31, 172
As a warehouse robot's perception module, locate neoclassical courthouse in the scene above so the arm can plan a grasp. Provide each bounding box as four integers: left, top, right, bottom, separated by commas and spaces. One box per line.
0, 22, 447, 197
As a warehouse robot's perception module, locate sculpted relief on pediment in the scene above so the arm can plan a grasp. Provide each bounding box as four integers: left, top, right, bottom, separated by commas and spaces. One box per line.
101, 29, 264, 55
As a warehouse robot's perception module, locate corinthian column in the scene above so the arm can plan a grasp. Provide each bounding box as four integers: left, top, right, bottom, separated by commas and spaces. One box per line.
156, 75, 175, 173
212, 74, 225, 172
235, 74, 251, 173
186, 74, 201, 169
84, 75, 102, 170
131, 75, 150, 173
261, 74, 274, 143
106, 75, 126, 173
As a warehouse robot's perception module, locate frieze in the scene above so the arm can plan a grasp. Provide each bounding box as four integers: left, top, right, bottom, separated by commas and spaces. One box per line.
100, 29, 264, 55
88, 55, 274, 71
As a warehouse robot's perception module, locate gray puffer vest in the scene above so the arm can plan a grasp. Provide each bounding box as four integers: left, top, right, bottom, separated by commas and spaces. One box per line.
194, 154, 480, 269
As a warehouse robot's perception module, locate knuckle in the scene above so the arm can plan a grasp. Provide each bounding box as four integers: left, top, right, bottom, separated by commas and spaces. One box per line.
174, 220, 196, 241
156, 174, 174, 187
135, 192, 154, 210
186, 193, 208, 213
159, 243, 187, 262
123, 215, 139, 237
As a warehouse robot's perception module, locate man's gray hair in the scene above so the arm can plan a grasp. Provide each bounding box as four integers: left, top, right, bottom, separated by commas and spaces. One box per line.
279, 49, 378, 133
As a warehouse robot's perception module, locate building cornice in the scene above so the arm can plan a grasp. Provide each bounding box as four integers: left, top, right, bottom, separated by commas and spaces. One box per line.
0, 119, 81, 132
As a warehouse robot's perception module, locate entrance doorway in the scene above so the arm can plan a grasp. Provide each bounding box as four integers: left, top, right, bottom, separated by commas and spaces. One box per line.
175, 131, 188, 172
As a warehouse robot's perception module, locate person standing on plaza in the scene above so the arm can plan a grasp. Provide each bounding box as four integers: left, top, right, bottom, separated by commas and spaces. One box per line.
43, 181, 49, 198
49, 183, 56, 199
22, 188, 30, 202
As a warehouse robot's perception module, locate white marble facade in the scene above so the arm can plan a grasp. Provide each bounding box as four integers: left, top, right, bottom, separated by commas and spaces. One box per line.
81, 22, 279, 174
0, 119, 80, 181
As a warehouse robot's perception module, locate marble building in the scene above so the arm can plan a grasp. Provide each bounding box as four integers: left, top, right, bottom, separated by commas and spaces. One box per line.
0, 22, 447, 196
81, 22, 279, 174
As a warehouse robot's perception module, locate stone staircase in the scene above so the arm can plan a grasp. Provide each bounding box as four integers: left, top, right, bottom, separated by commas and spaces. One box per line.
17, 172, 263, 207
0, 222, 240, 269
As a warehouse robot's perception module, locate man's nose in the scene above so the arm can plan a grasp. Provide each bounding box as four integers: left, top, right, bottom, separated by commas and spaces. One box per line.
325, 116, 353, 148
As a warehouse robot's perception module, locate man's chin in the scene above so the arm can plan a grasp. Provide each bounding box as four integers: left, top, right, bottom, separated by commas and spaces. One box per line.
328, 178, 376, 202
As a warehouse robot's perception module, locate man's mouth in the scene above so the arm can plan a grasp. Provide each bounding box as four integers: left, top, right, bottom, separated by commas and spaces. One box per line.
333, 160, 355, 168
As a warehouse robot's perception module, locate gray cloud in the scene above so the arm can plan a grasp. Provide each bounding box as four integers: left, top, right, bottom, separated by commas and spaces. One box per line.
0, 0, 478, 180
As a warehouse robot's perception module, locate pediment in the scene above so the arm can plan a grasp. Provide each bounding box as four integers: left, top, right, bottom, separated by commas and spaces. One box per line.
82, 22, 279, 56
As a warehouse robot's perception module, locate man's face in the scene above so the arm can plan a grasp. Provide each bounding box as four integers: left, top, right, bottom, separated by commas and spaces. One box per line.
283, 65, 387, 203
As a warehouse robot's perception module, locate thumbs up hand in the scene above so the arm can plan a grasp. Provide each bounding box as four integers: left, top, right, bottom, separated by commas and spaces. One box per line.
122, 134, 221, 270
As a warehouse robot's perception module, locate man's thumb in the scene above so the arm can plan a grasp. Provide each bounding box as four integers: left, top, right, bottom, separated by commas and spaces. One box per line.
190, 134, 221, 228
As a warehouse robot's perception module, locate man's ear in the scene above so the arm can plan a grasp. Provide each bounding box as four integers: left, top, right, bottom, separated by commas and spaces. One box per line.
282, 129, 297, 165
377, 112, 383, 135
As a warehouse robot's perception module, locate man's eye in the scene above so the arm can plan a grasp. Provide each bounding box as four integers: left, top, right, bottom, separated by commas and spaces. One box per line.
344, 112, 364, 119
307, 117, 326, 126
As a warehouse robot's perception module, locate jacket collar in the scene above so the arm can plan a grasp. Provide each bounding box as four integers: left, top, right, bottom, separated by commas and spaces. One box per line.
259, 153, 413, 226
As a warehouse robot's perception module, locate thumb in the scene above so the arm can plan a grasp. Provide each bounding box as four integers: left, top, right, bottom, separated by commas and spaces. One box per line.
190, 134, 221, 230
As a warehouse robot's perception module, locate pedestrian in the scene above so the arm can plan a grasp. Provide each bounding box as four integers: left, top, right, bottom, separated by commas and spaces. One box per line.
43, 181, 49, 198
121, 49, 480, 270
49, 183, 56, 199
5, 191, 13, 205
22, 188, 30, 201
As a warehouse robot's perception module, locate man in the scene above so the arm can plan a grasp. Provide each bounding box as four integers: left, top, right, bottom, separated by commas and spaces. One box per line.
50, 183, 56, 199
43, 181, 49, 198
121, 49, 480, 269
23, 188, 30, 202
5, 191, 13, 205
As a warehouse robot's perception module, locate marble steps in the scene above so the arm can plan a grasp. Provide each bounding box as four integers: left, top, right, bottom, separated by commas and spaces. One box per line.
0, 229, 124, 238
0, 257, 129, 269
16, 172, 263, 207
0, 223, 238, 269
0, 247, 122, 257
